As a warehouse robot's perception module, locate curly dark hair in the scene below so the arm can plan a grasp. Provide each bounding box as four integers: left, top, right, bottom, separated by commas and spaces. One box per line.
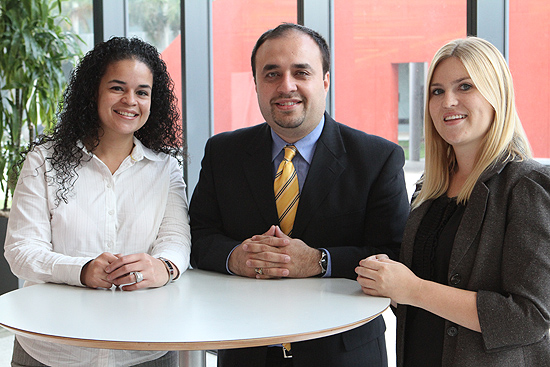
30, 37, 185, 204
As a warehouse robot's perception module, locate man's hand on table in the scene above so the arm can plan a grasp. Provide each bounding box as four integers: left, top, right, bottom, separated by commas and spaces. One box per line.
229, 225, 323, 279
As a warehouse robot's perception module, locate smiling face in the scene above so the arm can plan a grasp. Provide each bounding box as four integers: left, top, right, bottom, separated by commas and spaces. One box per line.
429, 57, 495, 155
254, 30, 330, 143
97, 59, 153, 141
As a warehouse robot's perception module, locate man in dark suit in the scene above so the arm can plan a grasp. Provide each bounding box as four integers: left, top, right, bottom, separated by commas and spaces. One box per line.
189, 23, 409, 367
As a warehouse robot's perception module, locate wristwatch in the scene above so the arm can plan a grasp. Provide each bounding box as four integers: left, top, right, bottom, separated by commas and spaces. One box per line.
318, 249, 328, 276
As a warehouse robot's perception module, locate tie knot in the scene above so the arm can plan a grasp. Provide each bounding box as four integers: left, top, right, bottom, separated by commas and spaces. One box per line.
283, 145, 297, 162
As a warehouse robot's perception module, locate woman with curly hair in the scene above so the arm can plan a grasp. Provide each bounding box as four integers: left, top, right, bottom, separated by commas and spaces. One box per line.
5, 37, 190, 367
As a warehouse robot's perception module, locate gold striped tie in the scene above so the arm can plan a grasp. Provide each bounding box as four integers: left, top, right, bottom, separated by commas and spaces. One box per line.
274, 145, 300, 236
275, 146, 299, 354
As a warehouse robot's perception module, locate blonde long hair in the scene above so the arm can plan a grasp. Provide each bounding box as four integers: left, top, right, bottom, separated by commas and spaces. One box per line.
412, 37, 531, 210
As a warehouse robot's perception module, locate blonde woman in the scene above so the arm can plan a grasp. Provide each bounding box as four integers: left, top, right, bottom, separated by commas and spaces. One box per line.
356, 37, 550, 366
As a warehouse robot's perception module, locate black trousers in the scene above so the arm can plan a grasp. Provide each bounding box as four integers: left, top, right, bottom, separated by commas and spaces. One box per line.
217, 333, 388, 367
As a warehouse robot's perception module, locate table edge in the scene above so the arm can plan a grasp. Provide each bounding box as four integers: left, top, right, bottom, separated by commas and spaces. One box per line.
0, 306, 388, 351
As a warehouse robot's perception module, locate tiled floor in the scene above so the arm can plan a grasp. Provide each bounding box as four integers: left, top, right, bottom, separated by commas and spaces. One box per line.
0, 161, 422, 366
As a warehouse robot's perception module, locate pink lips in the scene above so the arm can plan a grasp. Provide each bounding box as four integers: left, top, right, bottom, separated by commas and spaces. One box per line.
274, 99, 302, 111
443, 113, 467, 125
115, 110, 139, 118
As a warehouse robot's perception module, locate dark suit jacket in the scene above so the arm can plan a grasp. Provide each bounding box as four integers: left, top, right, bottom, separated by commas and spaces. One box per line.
396, 159, 550, 367
190, 113, 410, 367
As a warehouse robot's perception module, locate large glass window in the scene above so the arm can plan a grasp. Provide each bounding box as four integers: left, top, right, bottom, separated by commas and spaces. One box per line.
508, 0, 550, 158
127, 0, 181, 52
127, 0, 182, 130
61, 0, 94, 53
212, 0, 297, 134
333, 0, 467, 159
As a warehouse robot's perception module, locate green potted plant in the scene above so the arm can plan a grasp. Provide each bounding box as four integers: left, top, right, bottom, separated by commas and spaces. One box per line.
0, 0, 82, 210
0, 0, 82, 294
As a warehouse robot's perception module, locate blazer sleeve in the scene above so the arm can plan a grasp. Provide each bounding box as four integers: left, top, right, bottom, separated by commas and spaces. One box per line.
477, 169, 550, 350
189, 138, 242, 273
327, 144, 410, 279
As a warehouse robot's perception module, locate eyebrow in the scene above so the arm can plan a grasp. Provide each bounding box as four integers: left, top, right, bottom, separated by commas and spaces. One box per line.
261, 63, 313, 72
430, 76, 471, 87
107, 79, 152, 89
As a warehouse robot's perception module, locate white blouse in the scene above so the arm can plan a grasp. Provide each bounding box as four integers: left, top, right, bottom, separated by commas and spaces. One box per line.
4, 137, 191, 366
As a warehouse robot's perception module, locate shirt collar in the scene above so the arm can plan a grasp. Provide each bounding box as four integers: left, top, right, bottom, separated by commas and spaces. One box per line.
271, 115, 325, 164
129, 137, 167, 162
77, 137, 164, 162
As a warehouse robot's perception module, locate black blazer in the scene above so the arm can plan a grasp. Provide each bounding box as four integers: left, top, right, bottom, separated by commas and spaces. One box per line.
190, 113, 410, 367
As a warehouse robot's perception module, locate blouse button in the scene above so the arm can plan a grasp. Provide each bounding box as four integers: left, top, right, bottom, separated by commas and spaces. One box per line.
447, 326, 458, 337
450, 273, 461, 285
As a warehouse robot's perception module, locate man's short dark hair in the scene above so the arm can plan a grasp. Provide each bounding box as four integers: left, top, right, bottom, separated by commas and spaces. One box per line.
251, 23, 330, 79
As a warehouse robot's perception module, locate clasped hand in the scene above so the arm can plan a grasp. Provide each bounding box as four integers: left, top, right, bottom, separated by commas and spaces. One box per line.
229, 225, 322, 279
80, 252, 170, 291
355, 254, 422, 306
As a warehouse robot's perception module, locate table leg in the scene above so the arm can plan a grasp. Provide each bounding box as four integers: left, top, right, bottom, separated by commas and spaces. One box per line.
179, 350, 206, 367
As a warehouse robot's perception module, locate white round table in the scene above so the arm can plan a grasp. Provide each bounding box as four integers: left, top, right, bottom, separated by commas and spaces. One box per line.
0, 269, 389, 363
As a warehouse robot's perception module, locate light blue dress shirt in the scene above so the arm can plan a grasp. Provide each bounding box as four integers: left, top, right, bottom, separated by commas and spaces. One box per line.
271, 116, 325, 193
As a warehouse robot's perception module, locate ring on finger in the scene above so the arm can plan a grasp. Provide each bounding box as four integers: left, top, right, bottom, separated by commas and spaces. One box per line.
131, 271, 144, 283
254, 267, 263, 275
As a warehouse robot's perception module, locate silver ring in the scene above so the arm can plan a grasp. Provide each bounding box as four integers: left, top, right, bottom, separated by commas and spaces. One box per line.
132, 271, 144, 283
254, 268, 263, 275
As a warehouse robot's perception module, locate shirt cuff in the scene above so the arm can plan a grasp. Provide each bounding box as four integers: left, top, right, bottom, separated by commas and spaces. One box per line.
52, 257, 94, 287
226, 244, 240, 275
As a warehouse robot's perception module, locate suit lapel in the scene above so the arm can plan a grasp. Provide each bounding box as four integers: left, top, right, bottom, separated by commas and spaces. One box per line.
292, 114, 346, 236
448, 183, 488, 273
448, 162, 506, 273
240, 124, 279, 228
